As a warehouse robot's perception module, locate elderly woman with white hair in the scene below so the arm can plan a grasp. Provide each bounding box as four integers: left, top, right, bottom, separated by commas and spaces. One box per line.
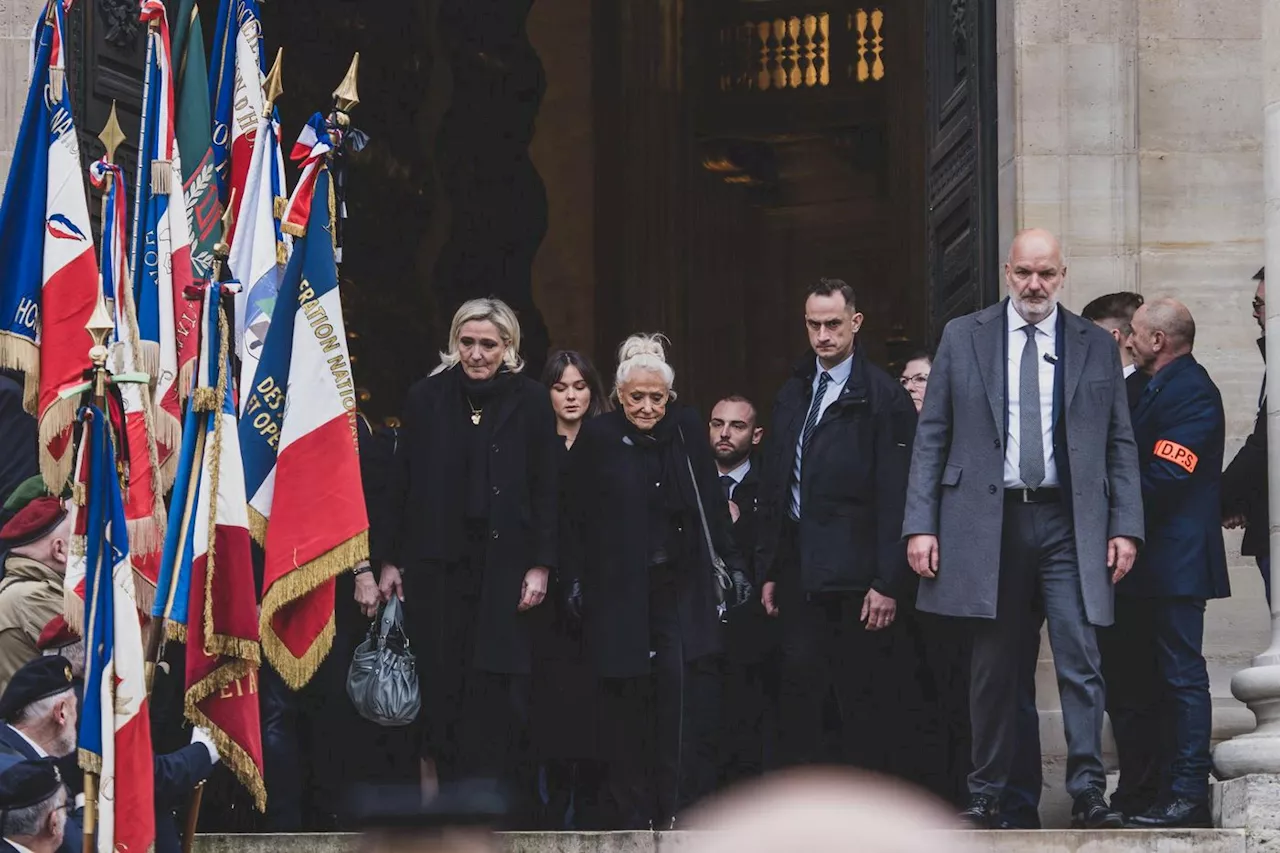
564, 334, 751, 829
382, 298, 560, 807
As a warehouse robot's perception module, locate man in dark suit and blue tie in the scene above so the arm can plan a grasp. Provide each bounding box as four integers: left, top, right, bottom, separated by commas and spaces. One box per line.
1104, 298, 1229, 828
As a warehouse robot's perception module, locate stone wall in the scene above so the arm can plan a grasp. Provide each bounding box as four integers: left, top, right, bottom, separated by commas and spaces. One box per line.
1006, 0, 1269, 824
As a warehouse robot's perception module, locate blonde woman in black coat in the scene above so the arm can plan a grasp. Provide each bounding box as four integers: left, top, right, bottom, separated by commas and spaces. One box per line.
564, 334, 751, 829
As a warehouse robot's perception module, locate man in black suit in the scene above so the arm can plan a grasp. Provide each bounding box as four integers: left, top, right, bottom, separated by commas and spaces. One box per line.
709, 395, 771, 783
1081, 292, 1149, 407
0, 759, 67, 853
1106, 298, 1229, 827
1223, 267, 1270, 601
755, 278, 918, 771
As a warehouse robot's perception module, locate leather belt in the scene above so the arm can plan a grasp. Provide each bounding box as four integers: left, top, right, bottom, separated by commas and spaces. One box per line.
1005, 487, 1062, 504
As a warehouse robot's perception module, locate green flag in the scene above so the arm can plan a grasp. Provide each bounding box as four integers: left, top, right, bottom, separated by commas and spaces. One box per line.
172, 0, 220, 280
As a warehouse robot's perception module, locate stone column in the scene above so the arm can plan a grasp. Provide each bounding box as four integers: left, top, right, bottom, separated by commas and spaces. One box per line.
1213, 0, 1280, 792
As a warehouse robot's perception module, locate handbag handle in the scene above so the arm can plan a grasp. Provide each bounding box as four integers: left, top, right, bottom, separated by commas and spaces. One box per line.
376, 595, 405, 650
677, 426, 732, 605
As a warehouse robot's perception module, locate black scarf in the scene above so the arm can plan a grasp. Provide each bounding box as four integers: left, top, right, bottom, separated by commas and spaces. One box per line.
624, 412, 697, 565
437, 366, 517, 560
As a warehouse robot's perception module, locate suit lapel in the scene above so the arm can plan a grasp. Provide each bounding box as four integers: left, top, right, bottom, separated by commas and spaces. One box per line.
972, 303, 1005, 439
1063, 312, 1089, 409
488, 380, 522, 438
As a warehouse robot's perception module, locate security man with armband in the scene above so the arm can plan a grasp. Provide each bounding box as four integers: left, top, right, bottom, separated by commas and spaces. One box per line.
1102, 298, 1229, 828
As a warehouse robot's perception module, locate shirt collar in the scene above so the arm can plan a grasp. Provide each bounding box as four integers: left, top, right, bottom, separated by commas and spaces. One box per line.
7, 840, 36, 853
1007, 299, 1058, 336
724, 458, 751, 485
815, 351, 855, 385
8, 724, 47, 758
1123, 363, 1137, 378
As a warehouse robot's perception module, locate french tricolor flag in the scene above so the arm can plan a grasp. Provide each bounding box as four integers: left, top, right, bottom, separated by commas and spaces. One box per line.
0, 0, 99, 491
73, 403, 156, 853
209, 0, 268, 226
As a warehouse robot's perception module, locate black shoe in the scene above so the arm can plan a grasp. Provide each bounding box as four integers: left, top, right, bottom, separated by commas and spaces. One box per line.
1071, 787, 1124, 829
960, 794, 1000, 829
1126, 797, 1211, 828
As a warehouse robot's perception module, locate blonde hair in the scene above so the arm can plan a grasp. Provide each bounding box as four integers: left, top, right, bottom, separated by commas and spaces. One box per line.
434, 297, 525, 375
614, 333, 677, 399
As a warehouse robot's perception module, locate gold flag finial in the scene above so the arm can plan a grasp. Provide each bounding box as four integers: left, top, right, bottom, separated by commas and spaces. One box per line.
86, 285, 114, 366
98, 102, 126, 165
264, 48, 284, 114
333, 52, 360, 114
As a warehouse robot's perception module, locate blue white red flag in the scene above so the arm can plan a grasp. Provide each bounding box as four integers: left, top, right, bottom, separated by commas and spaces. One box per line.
89, 157, 167, 607
0, 1, 99, 492
72, 404, 157, 853
230, 107, 290, 408
209, 0, 268, 226
241, 165, 367, 687
153, 280, 266, 809
133, 1, 201, 483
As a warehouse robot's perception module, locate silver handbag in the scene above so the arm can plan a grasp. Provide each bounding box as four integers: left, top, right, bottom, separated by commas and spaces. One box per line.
347, 595, 421, 727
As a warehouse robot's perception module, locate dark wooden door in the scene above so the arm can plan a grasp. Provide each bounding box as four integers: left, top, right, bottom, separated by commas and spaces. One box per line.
923, 0, 999, 343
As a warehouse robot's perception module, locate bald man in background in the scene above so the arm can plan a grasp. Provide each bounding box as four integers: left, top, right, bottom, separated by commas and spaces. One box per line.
1104, 298, 1228, 828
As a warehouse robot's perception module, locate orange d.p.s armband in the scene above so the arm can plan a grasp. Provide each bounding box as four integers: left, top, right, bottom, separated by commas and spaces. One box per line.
1153, 439, 1197, 473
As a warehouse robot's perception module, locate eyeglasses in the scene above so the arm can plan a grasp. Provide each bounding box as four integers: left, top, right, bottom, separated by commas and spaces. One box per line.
900, 373, 929, 388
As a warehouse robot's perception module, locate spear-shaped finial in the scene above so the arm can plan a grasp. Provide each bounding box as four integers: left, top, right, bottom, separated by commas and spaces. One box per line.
264, 48, 284, 115
98, 101, 126, 165
333, 53, 360, 115
86, 286, 114, 368
212, 190, 236, 279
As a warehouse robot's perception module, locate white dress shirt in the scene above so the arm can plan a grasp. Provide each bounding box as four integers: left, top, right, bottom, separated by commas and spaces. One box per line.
721, 458, 751, 501
1123, 362, 1137, 379
1004, 300, 1059, 489
6, 840, 36, 853
791, 352, 854, 517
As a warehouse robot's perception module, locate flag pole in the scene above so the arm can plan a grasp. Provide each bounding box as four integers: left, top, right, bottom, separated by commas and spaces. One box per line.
81, 285, 116, 853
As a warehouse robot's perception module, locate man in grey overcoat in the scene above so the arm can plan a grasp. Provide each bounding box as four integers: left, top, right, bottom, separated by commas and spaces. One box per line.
903, 229, 1144, 829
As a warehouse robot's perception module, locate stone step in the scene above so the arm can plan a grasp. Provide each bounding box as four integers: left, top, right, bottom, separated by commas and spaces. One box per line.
190, 829, 1251, 853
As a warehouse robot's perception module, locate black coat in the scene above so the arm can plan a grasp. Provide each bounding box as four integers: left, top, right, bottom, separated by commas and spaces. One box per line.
1222, 337, 1268, 558
566, 407, 742, 679
1122, 354, 1231, 600
729, 461, 763, 585
388, 368, 559, 675
755, 348, 917, 597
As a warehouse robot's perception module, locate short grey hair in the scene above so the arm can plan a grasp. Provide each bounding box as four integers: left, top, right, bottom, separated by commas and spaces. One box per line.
3, 785, 64, 836
11, 690, 72, 727
434, 298, 525, 375
614, 333, 676, 399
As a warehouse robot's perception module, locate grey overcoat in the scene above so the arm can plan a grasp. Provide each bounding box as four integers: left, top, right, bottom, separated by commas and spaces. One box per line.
901, 300, 1144, 627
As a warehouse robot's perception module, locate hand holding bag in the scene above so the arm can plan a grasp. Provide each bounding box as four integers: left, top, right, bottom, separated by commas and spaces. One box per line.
347, 595, 421, 727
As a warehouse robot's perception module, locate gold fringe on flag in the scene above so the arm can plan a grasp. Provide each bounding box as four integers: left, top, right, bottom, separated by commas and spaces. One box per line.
118, 267, 169, 547
77, 747, 102, 775
38, 396, 79, 494
178, 359, 197, 405
49, 67, 63, 103
63, 535, 86, 636
183, 659, 267, 812
275, 241, 288, 266
259, 531, 368, 690
0, 333, 40, 416
280, 220, 306, 239
132, 573, 156, 620
273, 196, 287, 220
151, 159, 172, 195
247, 507, 267, 548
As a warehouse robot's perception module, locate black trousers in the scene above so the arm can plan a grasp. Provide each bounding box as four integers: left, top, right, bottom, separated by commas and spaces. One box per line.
774, 522, 898, 770
1101, 595, 1211, 808
598, 564, 720, 829
718, 602, 779, 785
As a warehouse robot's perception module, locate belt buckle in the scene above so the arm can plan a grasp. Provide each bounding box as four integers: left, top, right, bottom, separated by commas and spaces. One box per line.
1021, 488, 1034, 503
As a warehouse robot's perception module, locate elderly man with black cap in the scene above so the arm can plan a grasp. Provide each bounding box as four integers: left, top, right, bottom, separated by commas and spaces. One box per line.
0, 499, 70, 695
0, 657, 218, 853
0, 759, 67, 853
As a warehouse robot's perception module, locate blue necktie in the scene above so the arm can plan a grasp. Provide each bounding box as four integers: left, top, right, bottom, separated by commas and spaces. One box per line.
802, 372, 832, 454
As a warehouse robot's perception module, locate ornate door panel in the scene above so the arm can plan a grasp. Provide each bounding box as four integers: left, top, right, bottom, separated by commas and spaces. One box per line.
924, 0, 998, 343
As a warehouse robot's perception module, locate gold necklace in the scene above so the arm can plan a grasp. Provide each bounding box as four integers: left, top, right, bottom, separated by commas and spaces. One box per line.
466, 397, 483, 425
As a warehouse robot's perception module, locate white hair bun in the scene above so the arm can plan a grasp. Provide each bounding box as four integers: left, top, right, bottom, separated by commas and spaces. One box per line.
616, 333, 668, 365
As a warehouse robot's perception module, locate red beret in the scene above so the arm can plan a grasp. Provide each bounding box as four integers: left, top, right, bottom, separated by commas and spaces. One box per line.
0, 496, 67, 547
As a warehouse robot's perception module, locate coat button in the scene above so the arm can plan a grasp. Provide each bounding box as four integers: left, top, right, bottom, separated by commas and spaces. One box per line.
492, 486, 500, 495
492, 530, 500, 540
993, 439, 1000, 449
492, 445, 499, 453
988, 485, 997, 494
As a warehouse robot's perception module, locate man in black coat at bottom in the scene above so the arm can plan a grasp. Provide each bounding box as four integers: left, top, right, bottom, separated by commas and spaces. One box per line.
0, 656, 216, 853
708, 394, 776, 784
1104, 299, 1230, 828
754, 278, 918, 772
0, 759, 67, 853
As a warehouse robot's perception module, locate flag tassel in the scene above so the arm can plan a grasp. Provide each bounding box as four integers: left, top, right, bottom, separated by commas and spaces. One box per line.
151, 159, 172, 194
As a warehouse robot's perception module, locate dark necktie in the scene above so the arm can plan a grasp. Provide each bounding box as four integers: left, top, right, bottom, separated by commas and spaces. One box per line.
720, 475, 734, 501
801, 372, 833, 453
1019, 325, 1045, 489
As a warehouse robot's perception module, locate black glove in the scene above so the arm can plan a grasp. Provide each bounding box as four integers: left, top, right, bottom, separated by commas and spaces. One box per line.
561, 578, 584, 626
729, 570, 754, 610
